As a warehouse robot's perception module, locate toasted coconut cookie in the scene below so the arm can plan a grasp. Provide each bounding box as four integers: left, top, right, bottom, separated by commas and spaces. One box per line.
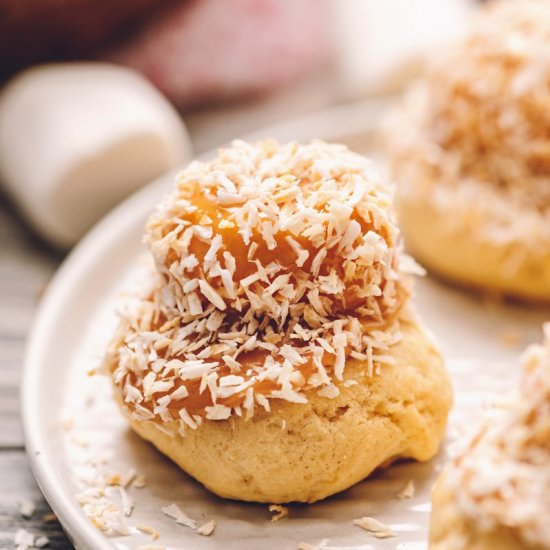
431, 324, 550, 549
104, 140, 451, 503
386, 0, 550, 301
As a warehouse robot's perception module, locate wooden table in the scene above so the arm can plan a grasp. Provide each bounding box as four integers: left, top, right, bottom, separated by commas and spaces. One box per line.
0, 193, 70, 548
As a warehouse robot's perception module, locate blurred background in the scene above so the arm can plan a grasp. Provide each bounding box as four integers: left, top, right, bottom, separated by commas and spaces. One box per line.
0, 0, 476, 249
0, 1, 477, 548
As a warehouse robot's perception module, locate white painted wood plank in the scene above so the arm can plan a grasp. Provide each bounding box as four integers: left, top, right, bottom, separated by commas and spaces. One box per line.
0, 196, 59, 447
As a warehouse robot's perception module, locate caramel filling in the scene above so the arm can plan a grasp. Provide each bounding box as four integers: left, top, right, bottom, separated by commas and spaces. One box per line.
158, 179, 396, 315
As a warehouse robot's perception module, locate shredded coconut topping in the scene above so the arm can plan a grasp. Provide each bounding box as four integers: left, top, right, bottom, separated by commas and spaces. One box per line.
105, 140, 417, 427
386, 0, 550, 257
446, 323, 550, 547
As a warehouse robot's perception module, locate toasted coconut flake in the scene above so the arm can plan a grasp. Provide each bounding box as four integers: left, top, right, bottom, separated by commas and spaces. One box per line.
353, 516, 395, 538
137, 524, 161, 540
161, 503, 196, 529
118, 487, 134, 517
269, 504, 289, 521
196, 519, 216, 536
198, 280, 226, 311
397, 479, 415, 499
285, 236, 309, 268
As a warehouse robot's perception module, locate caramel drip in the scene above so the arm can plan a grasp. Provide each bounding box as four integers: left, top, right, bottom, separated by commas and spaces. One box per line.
162, 182, 395, 314
122, 348, 320, 418
116, 303, 405, 420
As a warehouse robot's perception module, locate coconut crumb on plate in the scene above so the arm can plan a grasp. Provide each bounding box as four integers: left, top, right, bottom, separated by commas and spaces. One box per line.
353, 516, 396, 538
397, 479, 415, 499
133, 474, 147, 488
196, 519, 216, 536
268, 504, 289, 521
161, 503, 196, 529
137, 524, 161, 540
119, 486, 134, 517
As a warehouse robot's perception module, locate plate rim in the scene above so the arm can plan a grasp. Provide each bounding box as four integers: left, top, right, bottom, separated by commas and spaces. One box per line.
20, 97, 390, 549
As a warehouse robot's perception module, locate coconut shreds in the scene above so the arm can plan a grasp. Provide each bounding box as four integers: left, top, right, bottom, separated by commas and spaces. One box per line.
161, 503, 196, 529
119, 486, 134, 517
445, 323, 550, 548
76, 486, 131, 537
386, 0, 550, 260
104, 140, 419, 429
133, 474, 147, 488
137, 524, 161, 540
72, 461, 150, 537
268, 504, 289, 521
353, 516, 396, 538
196, 519, 216, 536
70, 451, 218, 543
397, 479, 415, 500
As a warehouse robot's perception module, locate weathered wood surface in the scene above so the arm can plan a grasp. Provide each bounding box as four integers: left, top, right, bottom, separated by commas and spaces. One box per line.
0, 451, 71, 549
0, 194, 71, 548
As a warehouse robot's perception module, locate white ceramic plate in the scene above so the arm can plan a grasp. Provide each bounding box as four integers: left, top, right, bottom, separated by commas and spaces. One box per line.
22, 100, 550, 550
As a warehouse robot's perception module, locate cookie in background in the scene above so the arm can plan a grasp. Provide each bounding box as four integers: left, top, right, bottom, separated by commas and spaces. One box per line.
384, 0, 550, 302
430, 323, 550, 550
